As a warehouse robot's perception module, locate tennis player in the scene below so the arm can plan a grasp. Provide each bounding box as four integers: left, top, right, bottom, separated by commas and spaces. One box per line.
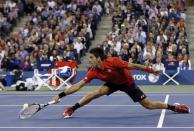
53, 47, 190, 118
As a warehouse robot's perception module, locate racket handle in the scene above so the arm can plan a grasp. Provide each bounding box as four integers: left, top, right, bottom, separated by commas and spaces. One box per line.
48, 99, 61, 105
48, 100, 56, 105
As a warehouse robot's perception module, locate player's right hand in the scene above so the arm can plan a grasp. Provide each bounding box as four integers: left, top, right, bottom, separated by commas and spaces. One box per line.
52, 95, 60, 104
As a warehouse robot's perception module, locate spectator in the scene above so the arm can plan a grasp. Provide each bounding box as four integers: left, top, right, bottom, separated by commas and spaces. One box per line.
73, 37, 84, 64
153, 60, 164, 74
179, 54, 191, 70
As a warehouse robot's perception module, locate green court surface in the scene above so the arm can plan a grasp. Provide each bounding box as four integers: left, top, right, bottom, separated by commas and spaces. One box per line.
1, 85, 194, 94
81, 85, 194, 93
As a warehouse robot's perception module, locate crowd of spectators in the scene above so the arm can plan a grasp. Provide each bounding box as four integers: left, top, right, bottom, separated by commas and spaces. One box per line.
0, 0, 104, 71
0, 0, 35, 37
0, 0, 191, 71
0, 0, 22, 38
99, 0, 191, 70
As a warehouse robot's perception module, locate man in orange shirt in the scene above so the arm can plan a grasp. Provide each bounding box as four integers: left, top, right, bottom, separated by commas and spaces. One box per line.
53, 47, 190, 118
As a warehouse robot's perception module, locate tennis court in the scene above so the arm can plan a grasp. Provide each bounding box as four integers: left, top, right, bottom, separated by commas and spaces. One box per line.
0, 85, 193, 131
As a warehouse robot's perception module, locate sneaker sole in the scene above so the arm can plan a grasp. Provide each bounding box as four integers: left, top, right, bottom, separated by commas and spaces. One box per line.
188, 107, 191, 113
63, 115, 73, 119
174, 103, 180, 106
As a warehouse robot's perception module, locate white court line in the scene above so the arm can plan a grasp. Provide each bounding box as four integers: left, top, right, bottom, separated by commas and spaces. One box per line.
157, 94, 169, 128
0, 126, 194, 129
0, 93, 194, 97
0, 104, 140, 107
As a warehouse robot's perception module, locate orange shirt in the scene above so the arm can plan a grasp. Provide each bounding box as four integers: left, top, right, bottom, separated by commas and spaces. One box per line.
83, 57, 135, 85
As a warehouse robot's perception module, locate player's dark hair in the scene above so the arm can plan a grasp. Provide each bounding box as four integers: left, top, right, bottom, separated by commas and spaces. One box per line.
89, 47, 107, 60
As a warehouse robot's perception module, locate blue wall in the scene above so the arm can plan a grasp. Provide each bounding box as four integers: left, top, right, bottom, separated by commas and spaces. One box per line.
17, 70, 194, 85
73, 70, 194, 85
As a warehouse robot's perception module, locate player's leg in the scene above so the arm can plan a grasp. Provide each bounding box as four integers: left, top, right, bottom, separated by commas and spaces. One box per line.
121, 83, 190, 113
77, 85, 110, 106
139, 96, 190, 113
63, 84, 110, 118
139, 97, 168, 109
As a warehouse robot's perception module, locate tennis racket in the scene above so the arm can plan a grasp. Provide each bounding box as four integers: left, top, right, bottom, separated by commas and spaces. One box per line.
19, 100, 56, 119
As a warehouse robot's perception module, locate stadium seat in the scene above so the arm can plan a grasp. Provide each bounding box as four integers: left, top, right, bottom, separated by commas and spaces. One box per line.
162, 61, 180, 85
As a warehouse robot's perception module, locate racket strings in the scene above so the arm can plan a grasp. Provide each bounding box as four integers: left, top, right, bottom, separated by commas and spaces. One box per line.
20, 104, 40, 119
19, 101, 54, 119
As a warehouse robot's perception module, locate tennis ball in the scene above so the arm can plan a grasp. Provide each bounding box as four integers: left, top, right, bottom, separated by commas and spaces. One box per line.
23, 103, 29, 109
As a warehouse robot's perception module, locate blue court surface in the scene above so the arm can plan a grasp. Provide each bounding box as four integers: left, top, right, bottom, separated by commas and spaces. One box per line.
0, 92, 193, 131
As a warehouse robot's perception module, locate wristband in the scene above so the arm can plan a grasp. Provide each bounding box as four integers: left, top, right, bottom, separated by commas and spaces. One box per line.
146, 66, 153, 73
58, 92, 66, 98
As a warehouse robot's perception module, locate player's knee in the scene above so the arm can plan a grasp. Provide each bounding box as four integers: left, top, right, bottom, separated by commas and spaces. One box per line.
88, 87, 107, 99
87, 91, 100, 99
94, 89, 106, 98
93, 91, 101, 98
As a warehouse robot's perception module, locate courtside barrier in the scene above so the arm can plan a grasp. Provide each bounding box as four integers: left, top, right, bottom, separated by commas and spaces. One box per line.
19, 70, 194, 86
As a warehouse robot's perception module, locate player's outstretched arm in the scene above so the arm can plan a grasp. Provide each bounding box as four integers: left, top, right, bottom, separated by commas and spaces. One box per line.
128, 63, 161, 75
52, 80, 86, 103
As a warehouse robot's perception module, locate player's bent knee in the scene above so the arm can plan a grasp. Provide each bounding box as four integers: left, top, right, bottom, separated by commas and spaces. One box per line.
88, 91, 101, 99
93, 91, 103, 98
89, 87, 108, 99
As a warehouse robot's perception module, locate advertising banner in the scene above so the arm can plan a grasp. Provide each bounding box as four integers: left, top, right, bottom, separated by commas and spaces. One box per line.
21, 70, 194, 85
73, 70, 194, 85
